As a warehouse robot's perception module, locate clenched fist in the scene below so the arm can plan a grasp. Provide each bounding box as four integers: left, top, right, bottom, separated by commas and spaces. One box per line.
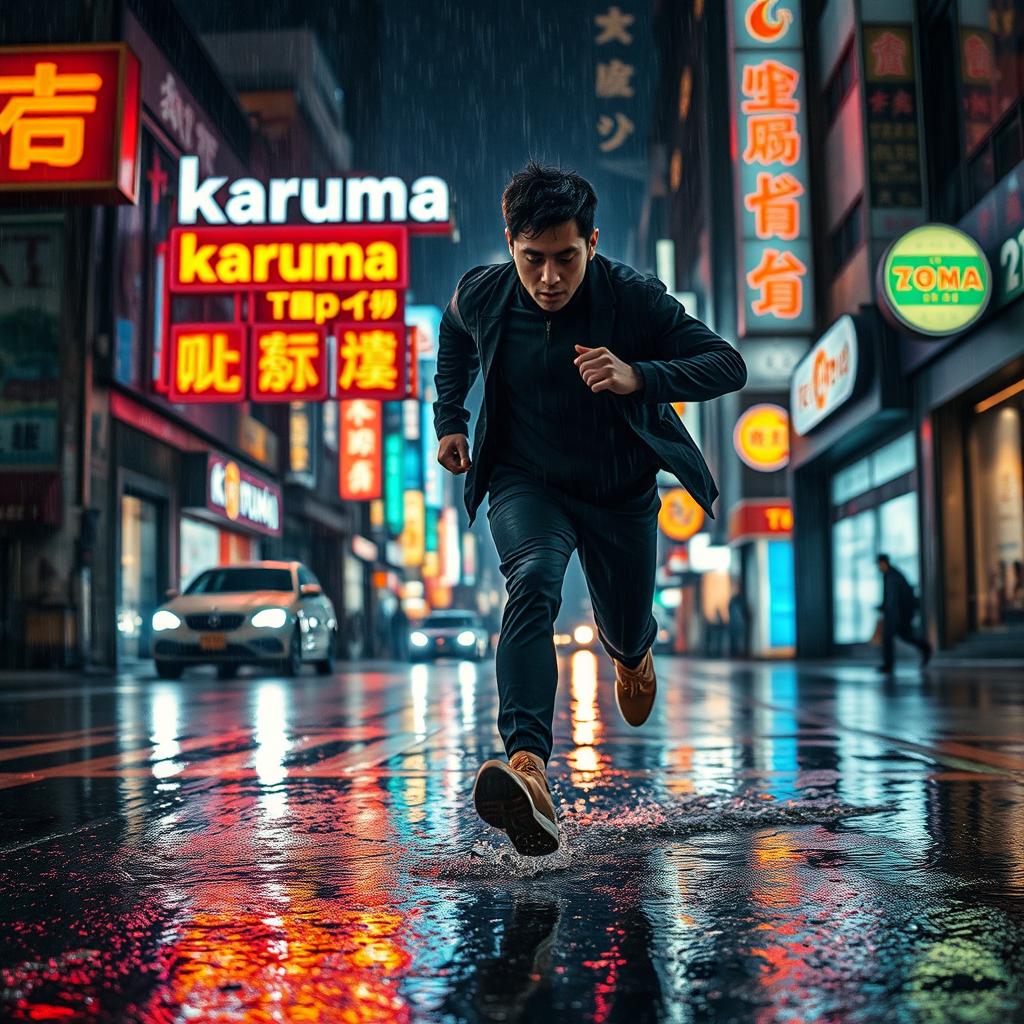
573, 345, 643, 395
437, 433, 472, 475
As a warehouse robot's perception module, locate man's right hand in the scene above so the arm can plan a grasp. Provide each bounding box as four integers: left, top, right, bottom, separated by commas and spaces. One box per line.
438, 433, 472, 475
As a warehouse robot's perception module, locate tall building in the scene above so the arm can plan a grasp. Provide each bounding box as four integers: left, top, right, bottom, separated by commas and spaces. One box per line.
646, 0, 1024, 660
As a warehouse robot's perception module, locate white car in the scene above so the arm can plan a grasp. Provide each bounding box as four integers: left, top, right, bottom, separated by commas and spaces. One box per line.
409, 609, 491, 661
151, 561, 338, 679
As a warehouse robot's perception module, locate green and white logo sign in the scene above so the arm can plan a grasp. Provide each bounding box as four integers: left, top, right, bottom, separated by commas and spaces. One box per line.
879, 223, 992, 337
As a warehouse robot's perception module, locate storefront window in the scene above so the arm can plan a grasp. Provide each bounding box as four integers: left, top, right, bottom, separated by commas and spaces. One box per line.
180, 517, 220, 587
833, 510, 879, 644
831, 433, 920, 645
969, 386, 1024, 630
118, 495, 160, 662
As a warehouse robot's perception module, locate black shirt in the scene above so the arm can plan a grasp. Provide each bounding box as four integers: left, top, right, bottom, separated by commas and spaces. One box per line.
492, 277, 658, 500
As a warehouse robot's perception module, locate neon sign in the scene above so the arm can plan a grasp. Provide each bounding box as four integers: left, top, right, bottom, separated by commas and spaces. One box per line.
731, 1, 814, 333
733, 403, 790, 471
177, 155, 449, 231
168, 325, 247, 403
339, 399, 382, 501
250, 325, 329, 402
791, 315, 858, 435
169, 225, 407, 293
878, 224, 991, 336
0, 44, 140, 203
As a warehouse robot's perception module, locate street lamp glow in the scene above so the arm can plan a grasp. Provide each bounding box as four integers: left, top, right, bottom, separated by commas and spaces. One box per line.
573, 625, 595, 645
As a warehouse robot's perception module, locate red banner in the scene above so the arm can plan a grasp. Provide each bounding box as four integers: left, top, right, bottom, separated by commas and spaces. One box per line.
339, 399, 382, 501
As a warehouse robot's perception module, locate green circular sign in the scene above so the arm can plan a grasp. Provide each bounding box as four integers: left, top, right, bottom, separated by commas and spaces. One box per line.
879, 224, 992, 337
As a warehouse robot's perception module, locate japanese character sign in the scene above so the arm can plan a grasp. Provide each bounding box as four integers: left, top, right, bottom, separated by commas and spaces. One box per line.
0, 44, 140, 202
731, 2, 813, 333
337, 323, 406, 400
256, 288, 403, 325
169, 325, 247, 403
339, 399, 382, 501
251, 325, 328, 402
592, 5, 644, 157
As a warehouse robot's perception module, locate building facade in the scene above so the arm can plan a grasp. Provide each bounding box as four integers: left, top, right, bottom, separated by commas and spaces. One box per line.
647, 0, 1023, 660
0, 0, 418, 669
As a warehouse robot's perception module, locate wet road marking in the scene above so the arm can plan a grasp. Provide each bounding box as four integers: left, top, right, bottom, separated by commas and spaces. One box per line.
687, 668, 1024, 781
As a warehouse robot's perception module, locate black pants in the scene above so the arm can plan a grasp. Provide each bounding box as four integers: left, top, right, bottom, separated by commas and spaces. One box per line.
486, 467, 659, 763
881, 617, 928, 669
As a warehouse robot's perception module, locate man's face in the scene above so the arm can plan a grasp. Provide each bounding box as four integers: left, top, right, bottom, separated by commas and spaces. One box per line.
878, 559, 889, 574
506, 220, 598, 313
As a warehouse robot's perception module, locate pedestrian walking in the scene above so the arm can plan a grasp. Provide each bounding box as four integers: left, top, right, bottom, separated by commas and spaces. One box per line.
876, 553, 932, 673
728, 587, 749, 658
434, 162, 746, 855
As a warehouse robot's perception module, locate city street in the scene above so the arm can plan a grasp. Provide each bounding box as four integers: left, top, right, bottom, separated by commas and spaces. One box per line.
2, 654, 1023, 1022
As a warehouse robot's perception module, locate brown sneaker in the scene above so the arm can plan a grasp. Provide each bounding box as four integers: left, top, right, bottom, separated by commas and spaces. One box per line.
472, 751, 559, 856
614, 649, 657, 727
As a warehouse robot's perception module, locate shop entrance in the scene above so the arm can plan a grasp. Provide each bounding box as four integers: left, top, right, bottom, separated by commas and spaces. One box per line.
969, 381, 1024, 639
830, 433, 920, 648
117, 494, 161, 665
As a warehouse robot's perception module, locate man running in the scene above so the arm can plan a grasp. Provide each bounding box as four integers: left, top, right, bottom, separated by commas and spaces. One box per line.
434, 162, 746, 855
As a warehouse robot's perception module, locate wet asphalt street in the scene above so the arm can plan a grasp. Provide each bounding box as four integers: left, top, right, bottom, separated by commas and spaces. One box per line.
2, 654, 1024, 1023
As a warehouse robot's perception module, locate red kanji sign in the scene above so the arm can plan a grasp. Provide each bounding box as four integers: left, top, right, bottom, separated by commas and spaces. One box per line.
336, 322, 407, 400
0, 44, 140, 202
339, 399, 382, 501
169, 324, 247, 403
250, 324, 329, 402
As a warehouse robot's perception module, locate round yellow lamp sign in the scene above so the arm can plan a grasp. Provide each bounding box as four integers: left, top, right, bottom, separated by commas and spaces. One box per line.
879, 224, 991, 337
658, 488, 705, 541
733, 403, 790, 472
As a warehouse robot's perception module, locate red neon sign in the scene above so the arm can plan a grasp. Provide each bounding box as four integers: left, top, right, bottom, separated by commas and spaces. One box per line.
0, 44, 140, 202
253, 287, 404, 325
336, 322, 407, 401
168, 324, 247, 403
250, 324, 329, 402
169, 224, 409, 294
339, 399, 382, 501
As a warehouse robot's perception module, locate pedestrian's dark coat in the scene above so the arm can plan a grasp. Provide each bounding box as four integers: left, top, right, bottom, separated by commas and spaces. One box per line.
433, 255, 747, 524
882, 565, 917, 626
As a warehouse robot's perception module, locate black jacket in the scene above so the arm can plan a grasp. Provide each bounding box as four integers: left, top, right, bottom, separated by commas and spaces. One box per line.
882, 566, 917, 625
433, 255, 747, 524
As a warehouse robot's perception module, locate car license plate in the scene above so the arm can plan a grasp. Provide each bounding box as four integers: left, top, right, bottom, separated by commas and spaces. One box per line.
200, 633, 227, 651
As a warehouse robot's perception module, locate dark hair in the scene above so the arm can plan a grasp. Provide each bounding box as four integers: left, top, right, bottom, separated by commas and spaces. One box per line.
502, 161, 598, 241
877, 553, 890, 564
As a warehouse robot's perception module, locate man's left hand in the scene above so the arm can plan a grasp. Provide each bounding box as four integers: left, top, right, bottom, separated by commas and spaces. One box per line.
573, 345, 642, 395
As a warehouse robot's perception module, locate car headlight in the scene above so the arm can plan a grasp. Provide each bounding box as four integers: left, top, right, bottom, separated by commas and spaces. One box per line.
152, 609, 182, 632
252, 607, 288, 629
457, 630, 476, 647
410, 631, 429, 648
573, 625, 595, 645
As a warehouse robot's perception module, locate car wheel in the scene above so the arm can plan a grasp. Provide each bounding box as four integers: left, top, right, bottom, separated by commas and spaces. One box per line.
155, 660, 183, 680
280, 628, 303, 677
217, 663, 239, 680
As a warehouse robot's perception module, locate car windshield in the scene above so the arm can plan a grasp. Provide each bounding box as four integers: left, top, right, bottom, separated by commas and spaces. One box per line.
185, 568, 294, 594
423, 613, 477, 628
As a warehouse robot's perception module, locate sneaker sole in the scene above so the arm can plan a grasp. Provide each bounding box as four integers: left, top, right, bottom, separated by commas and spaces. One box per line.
472, 761, 559, 857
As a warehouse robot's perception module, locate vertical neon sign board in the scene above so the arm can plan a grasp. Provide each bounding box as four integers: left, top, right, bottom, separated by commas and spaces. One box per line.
731, 0, 814, 334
